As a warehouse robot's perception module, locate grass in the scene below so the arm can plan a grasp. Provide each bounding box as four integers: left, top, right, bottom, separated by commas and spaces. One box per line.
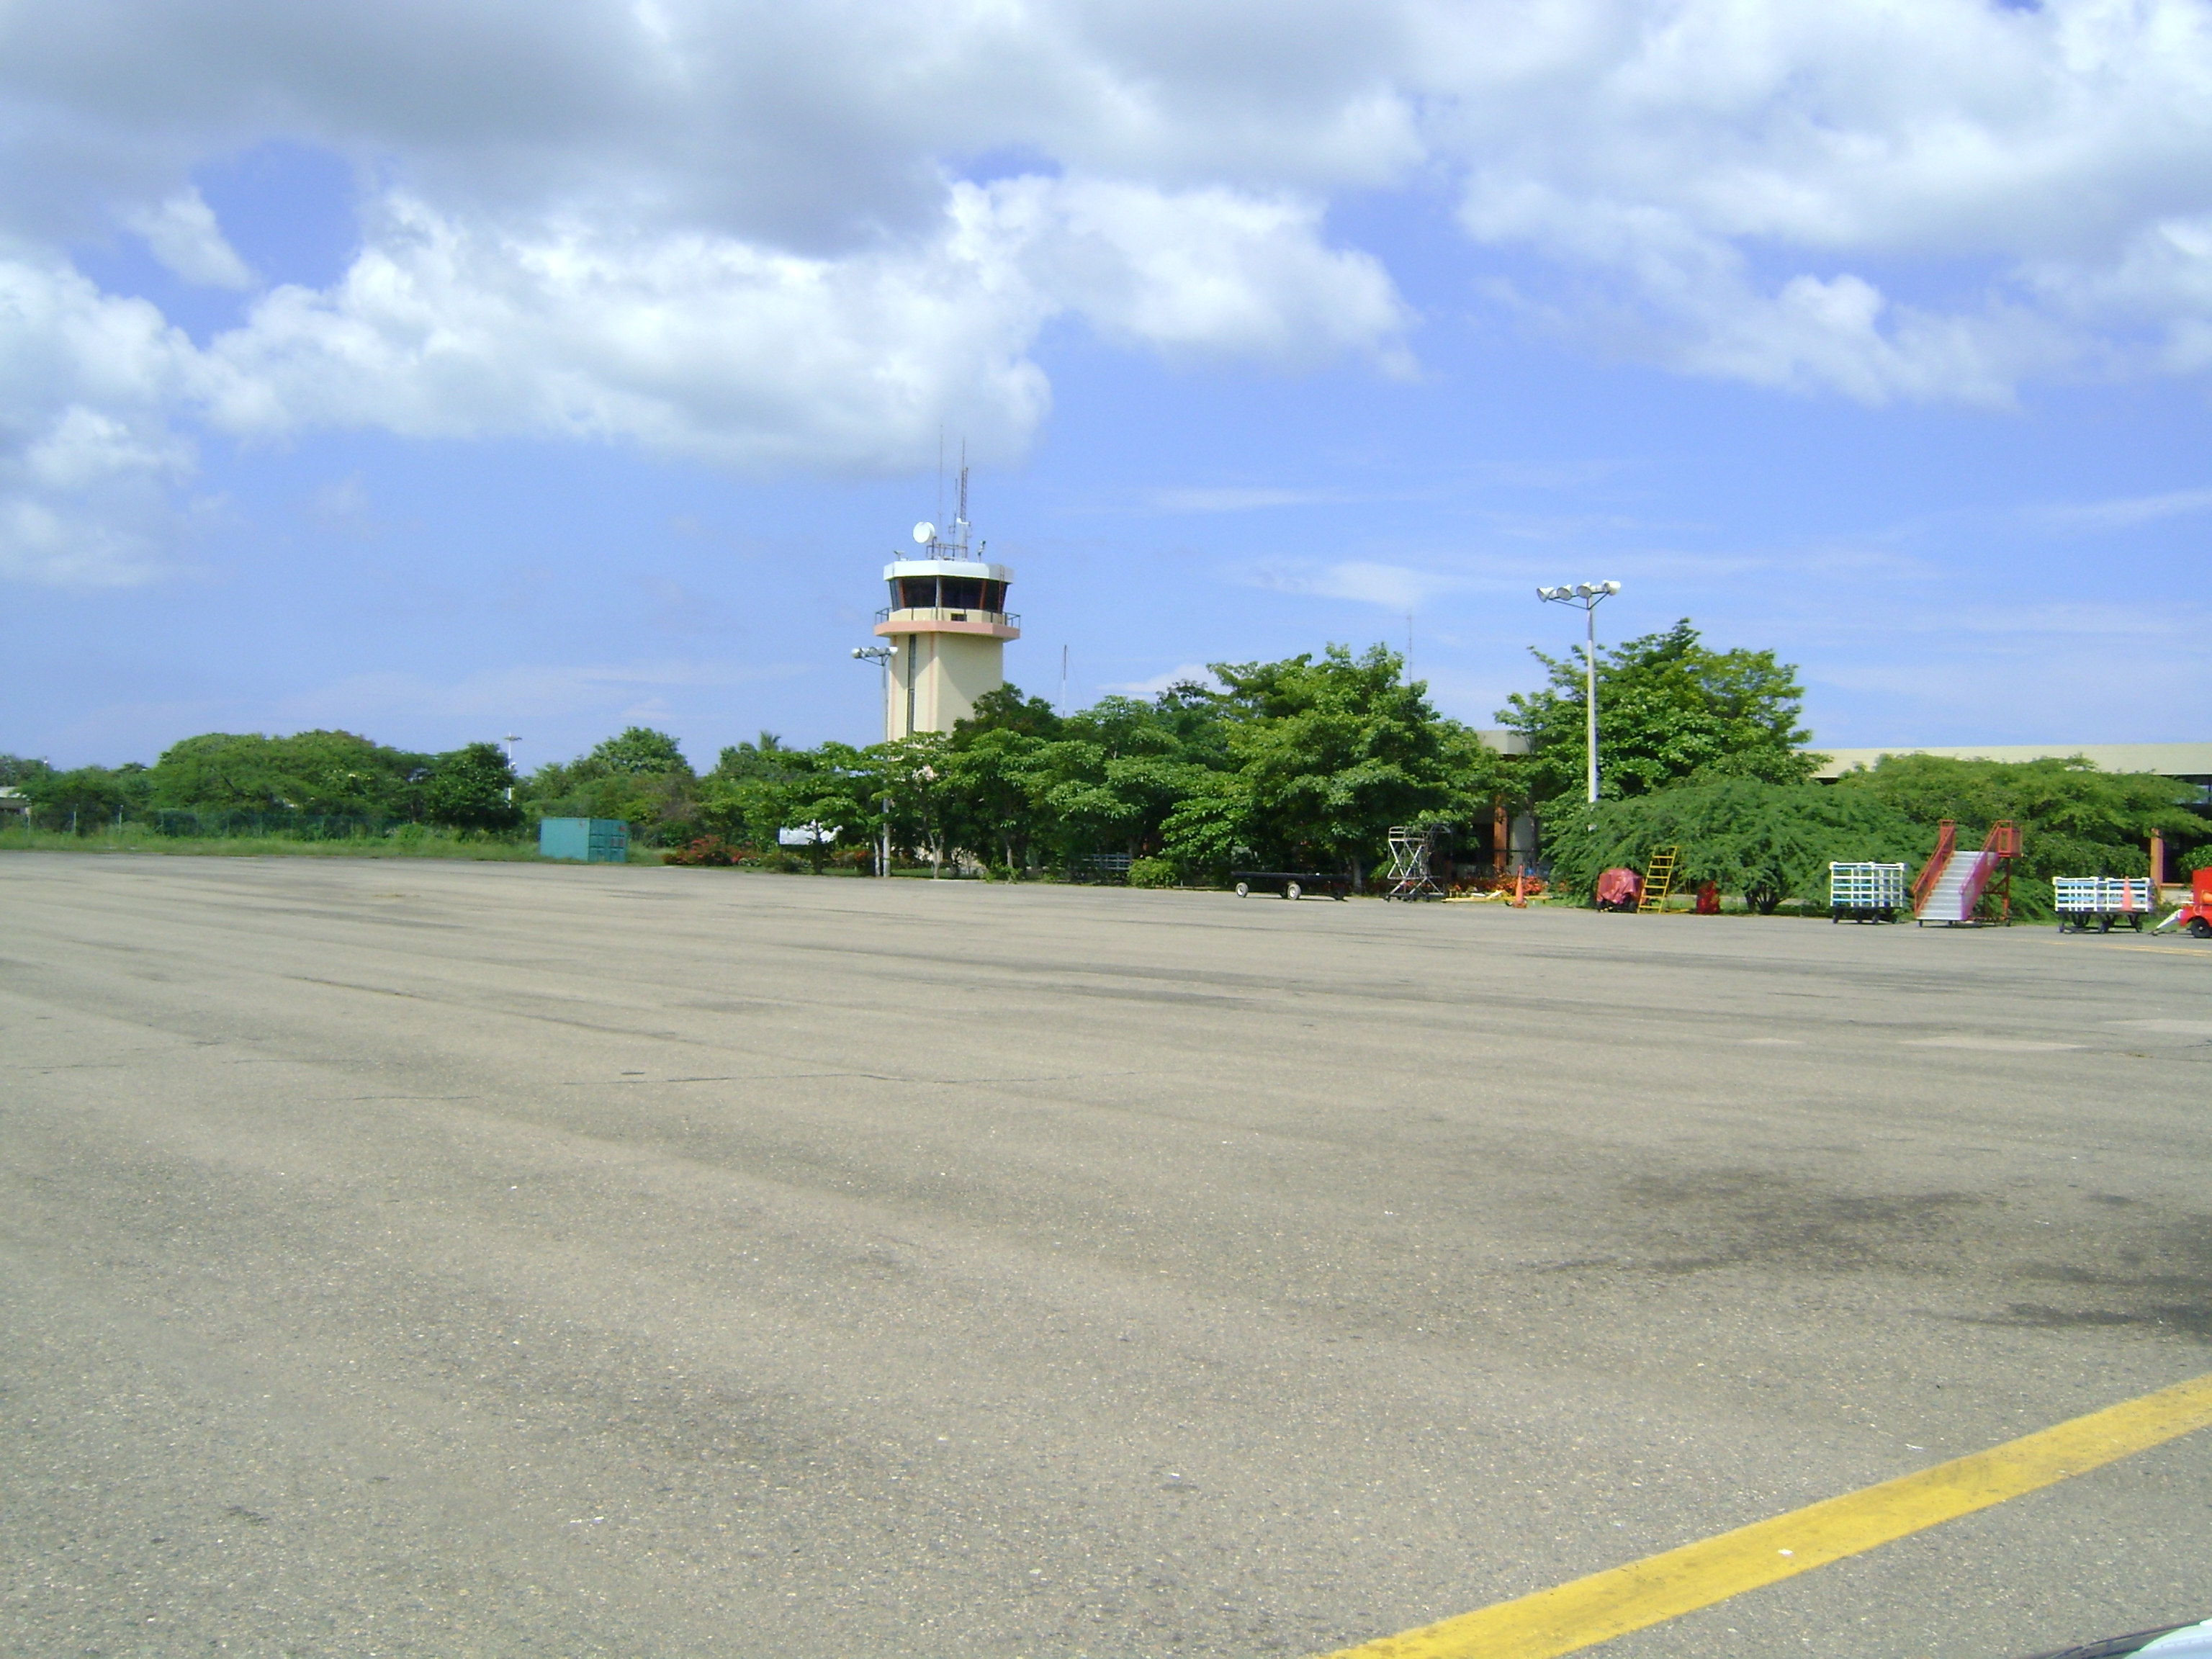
0, 824, 607, 862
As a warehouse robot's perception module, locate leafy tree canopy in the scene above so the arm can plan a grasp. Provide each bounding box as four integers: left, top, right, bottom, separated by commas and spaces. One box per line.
423, 743, 522, 833
588, 727, 691, 776
147, 731, 431, 817
1501, 619, 1818, 801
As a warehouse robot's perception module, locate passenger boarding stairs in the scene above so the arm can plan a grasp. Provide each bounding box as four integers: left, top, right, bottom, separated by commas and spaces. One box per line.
1912, 819, 2020, 926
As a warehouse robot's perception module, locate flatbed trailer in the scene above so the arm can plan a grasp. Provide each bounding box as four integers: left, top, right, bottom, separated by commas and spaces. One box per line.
1231, 870, 1352, 901
2056, 876, 2151, 932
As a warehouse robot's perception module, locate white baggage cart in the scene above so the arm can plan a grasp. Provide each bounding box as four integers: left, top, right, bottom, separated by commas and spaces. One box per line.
2054, 876, 2151, 933
1829, 862, 1906, 923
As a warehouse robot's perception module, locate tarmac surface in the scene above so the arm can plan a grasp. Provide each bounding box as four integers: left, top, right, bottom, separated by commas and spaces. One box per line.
3, 851, 2209, 1659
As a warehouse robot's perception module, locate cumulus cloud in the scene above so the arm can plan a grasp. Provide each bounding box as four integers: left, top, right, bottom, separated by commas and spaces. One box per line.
0, 259, 202, 584
120, 188, 255, 288
8, 0, 2212, 579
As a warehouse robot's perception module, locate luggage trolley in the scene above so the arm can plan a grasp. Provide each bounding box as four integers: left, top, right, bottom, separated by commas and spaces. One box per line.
2054, 876, 2151, 933
1830, 861, 1906, 923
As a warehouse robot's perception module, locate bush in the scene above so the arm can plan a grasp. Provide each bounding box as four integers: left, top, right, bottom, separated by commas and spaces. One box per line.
1128, 856, 1178, 888
1542, 780, 1922, 914
665, 836, 744, 866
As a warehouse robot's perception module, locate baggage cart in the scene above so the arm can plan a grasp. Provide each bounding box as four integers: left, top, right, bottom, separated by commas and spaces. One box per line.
2056, 876, 2151, 933
1830, 861, 1905, 922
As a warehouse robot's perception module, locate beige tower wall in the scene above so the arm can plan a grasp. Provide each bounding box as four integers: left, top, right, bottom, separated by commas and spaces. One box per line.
885, 631, 1005, 739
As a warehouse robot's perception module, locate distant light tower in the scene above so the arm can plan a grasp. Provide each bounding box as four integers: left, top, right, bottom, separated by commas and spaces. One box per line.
502, 734, 521, 803
1536, 582, 1621, 804
873, 463, 1018, 739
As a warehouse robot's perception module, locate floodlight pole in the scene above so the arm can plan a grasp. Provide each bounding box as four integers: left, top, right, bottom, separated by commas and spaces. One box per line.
1535, 583, 1621, 804
850, 646, 896, 876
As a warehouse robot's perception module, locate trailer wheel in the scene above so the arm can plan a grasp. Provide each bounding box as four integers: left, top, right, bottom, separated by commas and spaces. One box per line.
2098, 914, 2114, 933
1285, 881, 1303, 901
2190, 917, 2211, 940
1234, 881, 1250, 897
2129, 915, 2144, 932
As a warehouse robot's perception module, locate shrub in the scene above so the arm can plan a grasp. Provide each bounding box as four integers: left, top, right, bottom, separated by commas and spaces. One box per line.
1128, 856, 1178, 888
665, 836, 743, 866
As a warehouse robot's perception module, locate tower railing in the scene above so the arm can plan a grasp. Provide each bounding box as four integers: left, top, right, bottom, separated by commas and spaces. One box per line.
875, 606, 1020, 628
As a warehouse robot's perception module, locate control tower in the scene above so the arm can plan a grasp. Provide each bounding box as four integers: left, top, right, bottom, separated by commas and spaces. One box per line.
873, 468, 1018, 739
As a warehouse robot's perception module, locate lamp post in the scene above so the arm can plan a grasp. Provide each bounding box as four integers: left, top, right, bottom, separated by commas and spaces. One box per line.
850, 646, 896, 876
501, 734, 521, 804
1536, 582, 1621, 805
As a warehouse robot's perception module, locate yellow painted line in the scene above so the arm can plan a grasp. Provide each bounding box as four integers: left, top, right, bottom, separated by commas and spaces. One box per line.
1320, 1370, 2212, 1659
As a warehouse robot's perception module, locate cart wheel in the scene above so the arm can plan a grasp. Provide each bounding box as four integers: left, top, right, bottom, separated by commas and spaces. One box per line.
2190, 917, 2211, 940
1234, 881, 1250, 897
2098, 915, 2114, 933
2130, 915, 2144, 932
1285, 881, 1303, 901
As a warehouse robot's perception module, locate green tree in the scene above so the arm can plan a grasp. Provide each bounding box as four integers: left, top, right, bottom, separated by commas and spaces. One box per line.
523, 727, 700, 845
1173, 644, 1457, 884
423, 743, 523, 833
148, 731, 430, 819
1501, 620, 1819, 801
22, 764, 150, 831
591, 727, 690, 775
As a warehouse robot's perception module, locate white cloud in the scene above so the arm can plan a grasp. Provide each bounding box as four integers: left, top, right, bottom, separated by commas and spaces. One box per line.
2028, 485, 2212, 533
10, 1, 2212, 579
282, 657, 806, 725
120, 188, 254, 288
1100, 661, 1221, 696
1143, 485, 1353, 512
1246, 558, 1465, 610
0, 258, 202, 585
189, 179, 1403, 471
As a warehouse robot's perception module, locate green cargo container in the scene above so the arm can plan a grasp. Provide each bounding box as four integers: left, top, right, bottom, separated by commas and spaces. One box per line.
539, 817, 630, 863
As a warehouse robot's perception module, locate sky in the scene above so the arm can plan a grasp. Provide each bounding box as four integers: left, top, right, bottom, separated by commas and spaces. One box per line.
5, 0, 2210, 772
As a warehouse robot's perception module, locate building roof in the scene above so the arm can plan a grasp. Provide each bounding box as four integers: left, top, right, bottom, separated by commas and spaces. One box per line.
1807, 743, 2212, 782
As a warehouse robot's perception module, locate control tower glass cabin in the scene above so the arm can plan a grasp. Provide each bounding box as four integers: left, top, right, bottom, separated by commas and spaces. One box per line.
874, 508, 1018, 740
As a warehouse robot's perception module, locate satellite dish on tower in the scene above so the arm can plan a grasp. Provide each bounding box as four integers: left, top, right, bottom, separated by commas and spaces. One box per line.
913, 521, 936, 545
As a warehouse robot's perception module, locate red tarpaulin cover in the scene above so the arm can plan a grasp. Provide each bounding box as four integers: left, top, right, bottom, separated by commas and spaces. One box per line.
1596, 867, 1642, 907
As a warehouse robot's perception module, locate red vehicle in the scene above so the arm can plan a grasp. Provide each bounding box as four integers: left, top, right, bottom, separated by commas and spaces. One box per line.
2154, 868, 2212, 939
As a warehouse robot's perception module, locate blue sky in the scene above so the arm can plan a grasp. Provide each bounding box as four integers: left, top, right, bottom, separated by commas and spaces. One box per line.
5, 2, 2209, 771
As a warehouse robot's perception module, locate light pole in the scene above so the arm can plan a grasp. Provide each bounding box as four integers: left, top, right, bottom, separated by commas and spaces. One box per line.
502, 734, 521, 804
1536, 582, 1621, 804
850, 646, 896, 876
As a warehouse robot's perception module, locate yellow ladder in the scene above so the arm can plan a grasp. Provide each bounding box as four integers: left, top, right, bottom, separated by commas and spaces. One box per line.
1637, 846, 1679, 914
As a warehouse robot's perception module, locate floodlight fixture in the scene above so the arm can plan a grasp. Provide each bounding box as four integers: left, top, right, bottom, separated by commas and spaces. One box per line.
1535, 579, 1624, 805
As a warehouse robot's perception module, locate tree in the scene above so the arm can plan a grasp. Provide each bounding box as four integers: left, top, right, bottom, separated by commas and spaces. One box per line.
423, 743, 522, 833
523, 727, 700, 845
589, 727, 690, 775
147, 731, 431, 819
21, 764, 150, 831
1501, 620, 1818, 801
1181, 644, 1458, 883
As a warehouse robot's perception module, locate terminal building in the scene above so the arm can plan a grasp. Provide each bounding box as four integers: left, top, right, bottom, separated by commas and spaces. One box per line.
873, 471, 1019, 740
